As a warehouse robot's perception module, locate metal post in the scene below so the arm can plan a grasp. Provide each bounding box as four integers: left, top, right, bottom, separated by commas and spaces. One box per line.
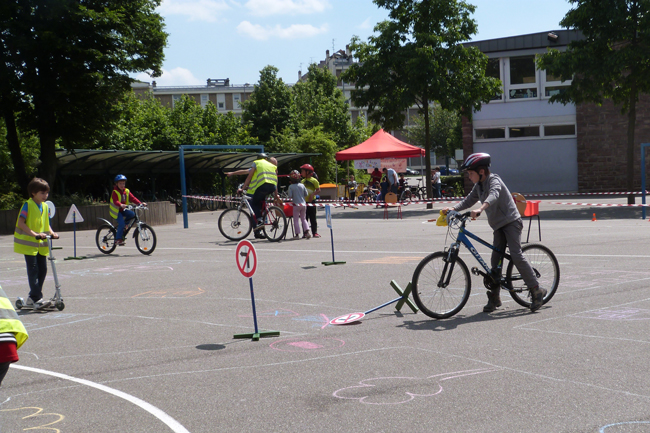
642, 144, 649, 219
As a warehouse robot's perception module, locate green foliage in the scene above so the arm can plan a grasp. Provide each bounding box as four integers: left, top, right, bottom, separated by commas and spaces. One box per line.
270, 127, 338, 182
405, 104, 461, 157
537, 0, 650, 193
242, 66, 295, 143
1, 0, 168, 189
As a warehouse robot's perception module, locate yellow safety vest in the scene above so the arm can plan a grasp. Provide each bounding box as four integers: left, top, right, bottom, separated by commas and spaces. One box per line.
14, 199, 49, 256
248, 160, 277, 194
109, 188, 131, 219
0, 286, 28, 349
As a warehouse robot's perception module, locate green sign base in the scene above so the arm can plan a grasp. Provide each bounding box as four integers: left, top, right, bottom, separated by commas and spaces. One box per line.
322, 261, 346, 266
233, 330, 280, 341
390, 280, 419, 313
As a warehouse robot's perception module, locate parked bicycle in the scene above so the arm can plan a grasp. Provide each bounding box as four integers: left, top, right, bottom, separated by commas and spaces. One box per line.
218, 189, 287, 242
412, 211, 559, 319
95, 204, 157, 255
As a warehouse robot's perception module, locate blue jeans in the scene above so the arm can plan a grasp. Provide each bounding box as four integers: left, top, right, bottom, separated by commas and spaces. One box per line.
116, 209, 135, 240
25, 254, 47, 301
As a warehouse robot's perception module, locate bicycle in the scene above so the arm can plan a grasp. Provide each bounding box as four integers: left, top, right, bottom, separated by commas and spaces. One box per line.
218, 190, 288, 242
412, 211, 560, 319
95, 204, 157, 255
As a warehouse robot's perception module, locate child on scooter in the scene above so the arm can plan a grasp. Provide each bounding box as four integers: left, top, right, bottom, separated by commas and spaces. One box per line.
14, 178, 58, 310
110, 174, 146, 246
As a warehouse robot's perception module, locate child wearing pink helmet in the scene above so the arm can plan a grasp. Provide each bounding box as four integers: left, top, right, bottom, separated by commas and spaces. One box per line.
287, 170, 310, 239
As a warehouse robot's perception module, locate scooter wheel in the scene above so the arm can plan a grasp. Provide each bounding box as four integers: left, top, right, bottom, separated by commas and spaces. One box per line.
56, 302, 65, 311
15, 299, 24, 310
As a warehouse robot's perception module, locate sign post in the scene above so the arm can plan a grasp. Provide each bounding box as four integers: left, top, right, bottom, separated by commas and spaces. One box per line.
63, 204, 87, 260
233, 240, 280, 341
322, 205, 345, 266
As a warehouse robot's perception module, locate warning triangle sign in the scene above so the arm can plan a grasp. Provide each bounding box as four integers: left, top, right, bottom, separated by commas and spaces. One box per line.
64, 204, 85, 223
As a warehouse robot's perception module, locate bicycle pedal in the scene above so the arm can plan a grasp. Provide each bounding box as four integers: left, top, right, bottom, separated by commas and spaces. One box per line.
471, 267, 483, 277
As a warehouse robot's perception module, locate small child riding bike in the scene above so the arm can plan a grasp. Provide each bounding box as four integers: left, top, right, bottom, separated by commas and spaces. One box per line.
110, 174, 146, 246
443, 153, 546, 313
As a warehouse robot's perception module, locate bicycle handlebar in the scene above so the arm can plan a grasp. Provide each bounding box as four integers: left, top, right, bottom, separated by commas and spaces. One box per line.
125, 204, 148, 211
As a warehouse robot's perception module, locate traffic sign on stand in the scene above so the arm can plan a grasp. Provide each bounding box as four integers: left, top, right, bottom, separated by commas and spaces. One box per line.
329, 312, 365, 325
63, 204, 86, 260
235, 240, 257, 278
233, 240, 279, 341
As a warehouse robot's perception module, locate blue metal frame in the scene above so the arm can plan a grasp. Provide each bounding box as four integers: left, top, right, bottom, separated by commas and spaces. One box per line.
179, 145, 264, 229
642, 143, 649, 220
453, 225, 507, 275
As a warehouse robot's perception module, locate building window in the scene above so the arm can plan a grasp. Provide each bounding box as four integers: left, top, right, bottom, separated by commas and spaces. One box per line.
486, 58, 503, 101
543, 70, 571, 98
509, 126, 540, 138
233, 93, 241, 110
475, 127, 506, 140
544, 124, 575, 136
217, 94, 226, 111
172, 94, 182, 108
200, 94, 209, 108
507, 55, 538, 100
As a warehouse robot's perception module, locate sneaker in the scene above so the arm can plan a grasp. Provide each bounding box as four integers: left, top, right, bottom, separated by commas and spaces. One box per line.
254, 232, 266, 239
116, 239, 125, 246
292, 235, 301, 240
313, 233, 321, 238
530, 286, 547, 312
26, 297, 49, 310
304, 231, 312, 239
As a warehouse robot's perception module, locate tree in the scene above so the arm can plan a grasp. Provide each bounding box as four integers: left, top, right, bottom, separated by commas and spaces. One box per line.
242, 66, 295, 144
405, 104, 462, 164
342, 0, 501, 198
293, 64, 357, 147
0, 0, 167, 192
537, 0, 650, 203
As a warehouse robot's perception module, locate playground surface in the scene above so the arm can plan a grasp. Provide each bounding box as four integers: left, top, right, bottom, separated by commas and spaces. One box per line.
1, 197, 650, 433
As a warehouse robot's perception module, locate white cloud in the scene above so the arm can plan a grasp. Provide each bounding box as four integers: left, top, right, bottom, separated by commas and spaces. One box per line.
158, 0, 230, 22
237, 21, 328, 40
244, 0, 330, 16
134, 68, 203, 86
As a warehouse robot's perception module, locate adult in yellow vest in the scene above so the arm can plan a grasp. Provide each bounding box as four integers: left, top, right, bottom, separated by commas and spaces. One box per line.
14, 178, 58, 310
239, 154, 281, 238
110, 174, 146, 246
0, 285, 29, 386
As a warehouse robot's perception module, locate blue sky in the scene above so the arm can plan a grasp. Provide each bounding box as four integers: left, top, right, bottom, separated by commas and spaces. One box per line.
134, 0, 573, 87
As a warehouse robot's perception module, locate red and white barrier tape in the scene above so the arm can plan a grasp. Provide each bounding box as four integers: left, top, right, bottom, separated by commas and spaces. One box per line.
549, 202, 650, 207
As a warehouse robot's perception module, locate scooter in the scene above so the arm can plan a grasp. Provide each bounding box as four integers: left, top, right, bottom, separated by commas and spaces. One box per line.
16, 234, 65, 311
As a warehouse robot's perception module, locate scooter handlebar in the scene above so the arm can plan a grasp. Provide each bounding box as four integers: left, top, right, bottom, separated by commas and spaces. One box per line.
35, 233, 59, 240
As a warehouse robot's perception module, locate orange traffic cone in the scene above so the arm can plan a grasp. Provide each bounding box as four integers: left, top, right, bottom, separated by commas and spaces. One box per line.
592, 213, 596, 221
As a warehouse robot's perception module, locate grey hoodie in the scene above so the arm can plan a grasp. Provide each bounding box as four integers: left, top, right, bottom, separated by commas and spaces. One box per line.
453, 173, 520, 230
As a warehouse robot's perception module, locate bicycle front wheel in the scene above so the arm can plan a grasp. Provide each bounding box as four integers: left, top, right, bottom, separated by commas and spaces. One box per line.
96, 225, 117, 254
506, 243, 560, 308
263, 206, 287, 242
412, 252, 471, 319
218, 208, 252, 241
134, 223, 157, 255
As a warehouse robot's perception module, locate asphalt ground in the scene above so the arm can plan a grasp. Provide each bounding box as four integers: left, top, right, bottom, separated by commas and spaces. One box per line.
0, 196, 649, 433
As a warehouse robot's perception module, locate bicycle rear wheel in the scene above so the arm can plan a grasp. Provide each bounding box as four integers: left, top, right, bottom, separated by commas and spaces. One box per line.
218, 208, 252, 241
96, 224, 117, 254
134, 223, 157, 255
262, 206, 287, 242
412, 251, 471, 319
506, 243, 560, 308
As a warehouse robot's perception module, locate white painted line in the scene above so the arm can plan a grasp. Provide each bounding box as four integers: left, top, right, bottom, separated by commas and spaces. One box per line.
9, 365, 190, 433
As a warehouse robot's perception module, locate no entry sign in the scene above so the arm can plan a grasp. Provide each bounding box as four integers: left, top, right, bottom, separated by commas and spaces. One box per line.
329, 312, 365, 325
235, 240, 257, 278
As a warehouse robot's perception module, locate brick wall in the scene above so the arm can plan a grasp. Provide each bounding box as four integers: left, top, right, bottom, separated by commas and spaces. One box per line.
577, 95, 650, 192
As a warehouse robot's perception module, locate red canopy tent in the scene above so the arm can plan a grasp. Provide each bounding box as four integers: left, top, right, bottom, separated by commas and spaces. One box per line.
335, 129, 425, 161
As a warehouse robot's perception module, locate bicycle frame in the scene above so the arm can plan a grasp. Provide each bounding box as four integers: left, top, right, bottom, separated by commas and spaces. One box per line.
97, 206, 144, 238
443, 216, 511, 289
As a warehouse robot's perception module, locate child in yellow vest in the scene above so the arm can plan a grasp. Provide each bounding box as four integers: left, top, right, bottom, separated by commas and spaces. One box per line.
14, 178, 58, 310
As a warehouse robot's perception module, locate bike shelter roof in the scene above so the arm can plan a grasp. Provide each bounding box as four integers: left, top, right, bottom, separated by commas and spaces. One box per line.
55, 149, 320, 176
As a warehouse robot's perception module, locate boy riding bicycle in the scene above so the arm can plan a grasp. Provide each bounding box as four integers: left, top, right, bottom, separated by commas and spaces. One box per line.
443, 153, 546, 313
110, 174, 146, 246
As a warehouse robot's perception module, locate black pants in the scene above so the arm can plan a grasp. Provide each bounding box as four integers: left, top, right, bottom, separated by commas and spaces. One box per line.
306, 202, 317, 234
25, 254, 47, 301
0, 362, 11, 386
251, 183, 277, 223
